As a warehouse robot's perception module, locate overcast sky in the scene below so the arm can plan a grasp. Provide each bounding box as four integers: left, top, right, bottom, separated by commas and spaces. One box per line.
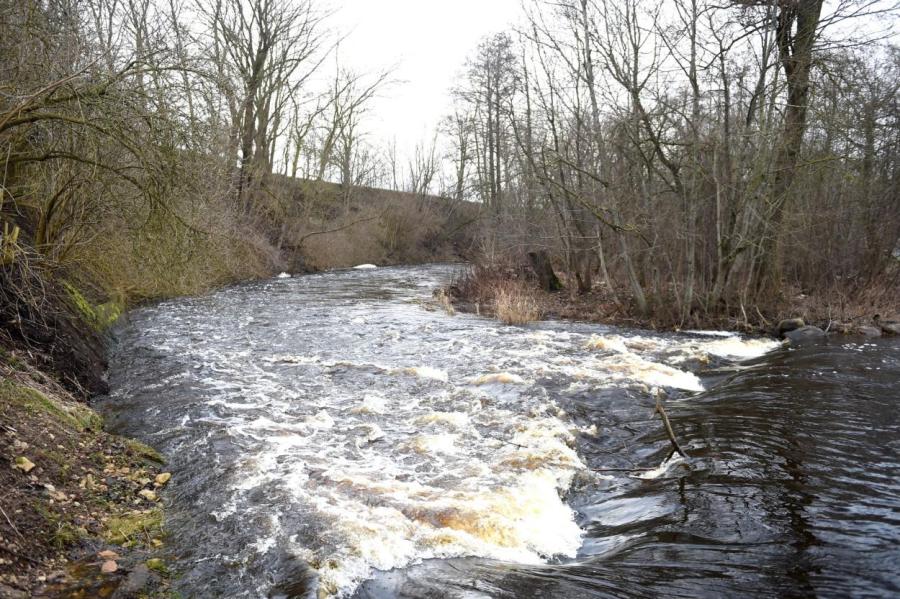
328, 0, 522, 158
325, 0, 899, 163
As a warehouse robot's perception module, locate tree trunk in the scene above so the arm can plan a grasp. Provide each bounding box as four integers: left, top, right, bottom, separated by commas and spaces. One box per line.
528, 250, 563, 292
758, 0, 824, 290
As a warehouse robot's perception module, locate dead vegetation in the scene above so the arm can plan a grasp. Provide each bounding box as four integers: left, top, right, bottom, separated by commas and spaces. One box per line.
493, 282, 542, 325
451, 264, 543, 325
449, 256, 899, 335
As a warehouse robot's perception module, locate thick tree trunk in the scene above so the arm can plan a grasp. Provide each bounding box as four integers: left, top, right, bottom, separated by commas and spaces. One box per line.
758, 0, 824, 290
528, 250, 563, 292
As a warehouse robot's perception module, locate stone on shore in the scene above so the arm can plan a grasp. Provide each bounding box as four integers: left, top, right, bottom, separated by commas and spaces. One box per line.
784, 325, 827, 344
776, 318, 805, 338
856, 325, 882, 337
879, 321, 900, 335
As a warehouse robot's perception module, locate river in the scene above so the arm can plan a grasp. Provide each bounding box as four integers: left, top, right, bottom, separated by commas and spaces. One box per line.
98, 264, 900, 598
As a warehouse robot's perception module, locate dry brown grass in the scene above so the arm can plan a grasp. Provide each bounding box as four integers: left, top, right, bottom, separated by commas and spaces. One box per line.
450, 263, 544, 325
493, 280, 542, 325
276, 178, 477, 271
434, 288, 456, 316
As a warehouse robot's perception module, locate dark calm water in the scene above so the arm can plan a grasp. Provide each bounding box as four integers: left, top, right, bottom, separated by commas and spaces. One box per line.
99, 265, 900, 598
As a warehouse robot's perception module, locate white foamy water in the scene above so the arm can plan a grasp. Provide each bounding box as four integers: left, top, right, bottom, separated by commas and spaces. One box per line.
104, 266, 782, 598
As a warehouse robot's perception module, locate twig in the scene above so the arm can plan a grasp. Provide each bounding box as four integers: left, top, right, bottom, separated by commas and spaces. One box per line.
755, 305, 771, 328
655, 395, 688, 459
0, 544, 41, 565
0, 502, 25, 541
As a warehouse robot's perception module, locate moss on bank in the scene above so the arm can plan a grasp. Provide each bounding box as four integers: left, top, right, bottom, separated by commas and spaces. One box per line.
0, 379, 102, 432
105, 507, 165, 546
63, 281, 125, 332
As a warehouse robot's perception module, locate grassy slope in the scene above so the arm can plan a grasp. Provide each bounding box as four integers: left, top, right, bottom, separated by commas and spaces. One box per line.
265, 176, 479, 271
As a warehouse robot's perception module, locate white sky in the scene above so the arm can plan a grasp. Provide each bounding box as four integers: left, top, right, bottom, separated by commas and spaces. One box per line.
328, 0, 522, 158
325, 0, 899, 164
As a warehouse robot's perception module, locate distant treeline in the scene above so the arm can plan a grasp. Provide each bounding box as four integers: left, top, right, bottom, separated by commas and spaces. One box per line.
441, 0, 900, 326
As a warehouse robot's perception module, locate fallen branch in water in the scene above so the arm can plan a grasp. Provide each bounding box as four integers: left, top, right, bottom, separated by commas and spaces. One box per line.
655, 394, 688, 459
592, 467, 657, 473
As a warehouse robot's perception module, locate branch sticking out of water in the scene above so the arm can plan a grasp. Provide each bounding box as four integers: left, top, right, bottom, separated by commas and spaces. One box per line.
655, 394, 688, 459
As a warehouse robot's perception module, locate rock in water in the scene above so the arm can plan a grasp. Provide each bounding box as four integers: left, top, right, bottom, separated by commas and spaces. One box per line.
856, 326, 882, 337
784, 325, 827, 344
776, 318, 805, 338
117, 564, 151, 596
876, 319, 900, 335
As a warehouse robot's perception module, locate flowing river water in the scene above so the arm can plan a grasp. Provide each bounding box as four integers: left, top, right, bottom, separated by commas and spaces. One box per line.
98, 264, 900, 598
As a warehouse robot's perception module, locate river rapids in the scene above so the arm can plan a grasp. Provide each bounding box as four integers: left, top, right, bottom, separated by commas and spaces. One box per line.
99, 264, 900, 598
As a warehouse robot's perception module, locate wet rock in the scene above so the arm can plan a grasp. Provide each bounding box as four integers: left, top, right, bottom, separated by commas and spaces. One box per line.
0, 584, 28, 599
776, 318, 805, 338
856, 325, 882, 337
98, 550, 120, 561
882, 323, 900, 335
784, 325, 827, 344
101, 560, 118, 574
112, 564, 151, 598
45, 571, 69, 584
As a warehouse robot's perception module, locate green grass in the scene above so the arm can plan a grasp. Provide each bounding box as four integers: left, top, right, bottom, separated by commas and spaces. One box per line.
104, 507, 164, 547
125, 438, 166, 464
0, 380, 102, 432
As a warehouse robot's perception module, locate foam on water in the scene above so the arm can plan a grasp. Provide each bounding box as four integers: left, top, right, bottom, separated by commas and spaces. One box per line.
104, 266, 784, 598
221, 383, 586, 596
633, 454, 687, 480
469, 372, 526, 385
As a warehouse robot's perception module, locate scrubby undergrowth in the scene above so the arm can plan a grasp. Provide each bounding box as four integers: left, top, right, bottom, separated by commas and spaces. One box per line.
449, 259, 900, 336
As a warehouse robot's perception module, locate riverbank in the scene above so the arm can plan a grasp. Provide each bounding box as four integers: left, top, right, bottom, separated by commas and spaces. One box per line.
443, 263, 900, 337
0, 346, 174, 598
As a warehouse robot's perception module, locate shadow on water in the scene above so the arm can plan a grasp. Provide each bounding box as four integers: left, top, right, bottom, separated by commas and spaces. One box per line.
99, 266, 900, 598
